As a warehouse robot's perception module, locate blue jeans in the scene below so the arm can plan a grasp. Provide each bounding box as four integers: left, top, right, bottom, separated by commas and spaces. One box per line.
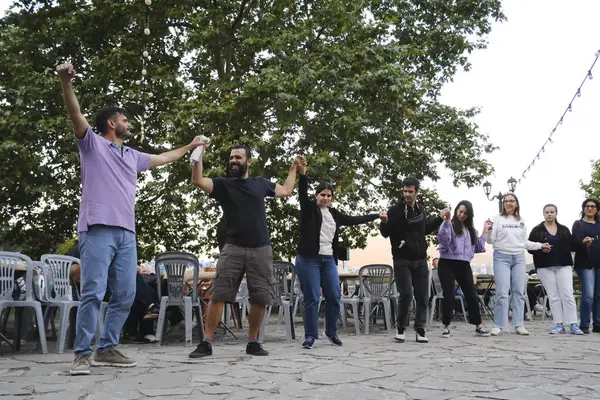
295, 254, 340, 339
493, 251, 527, 329
575, 268, 600, 328
75, 225, 137, 355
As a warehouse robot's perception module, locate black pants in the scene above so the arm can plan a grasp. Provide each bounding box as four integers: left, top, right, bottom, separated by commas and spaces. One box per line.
394, 259, 429, 331
123, 274, 158, 337
438, 258, 482, 326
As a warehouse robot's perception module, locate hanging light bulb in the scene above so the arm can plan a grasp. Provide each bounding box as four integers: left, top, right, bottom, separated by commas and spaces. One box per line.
577, 89, 582, 97
144, 28, 150, 35
559, 118, 563, 125
142, 69, 147, 75
145, 0, 152, 5
548, 137, 553, 143
588, 70, 594, 80
143, 50, 149, 58
596, 50, 600, 57
541, 146, 545, 152
147, 55, 151, 61
568, 104, 572, 112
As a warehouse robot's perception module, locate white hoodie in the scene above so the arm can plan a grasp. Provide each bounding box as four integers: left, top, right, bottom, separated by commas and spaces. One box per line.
486, 214, 542, 254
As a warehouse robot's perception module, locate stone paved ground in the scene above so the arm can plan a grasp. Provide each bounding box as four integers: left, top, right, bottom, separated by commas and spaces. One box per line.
2, 318, 600, 400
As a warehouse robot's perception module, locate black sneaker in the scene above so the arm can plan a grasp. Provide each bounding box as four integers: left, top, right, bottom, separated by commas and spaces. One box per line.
189, 341, 213, 358
325, 333, 343, 346
143, 304, 160, 320
593, 326, 600, 333
302, 337, 315, 349
582, 327, 590, 334
246, 342, 269, 356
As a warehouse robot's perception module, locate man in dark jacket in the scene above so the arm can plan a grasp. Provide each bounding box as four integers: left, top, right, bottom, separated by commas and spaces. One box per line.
380, 176, 446, 343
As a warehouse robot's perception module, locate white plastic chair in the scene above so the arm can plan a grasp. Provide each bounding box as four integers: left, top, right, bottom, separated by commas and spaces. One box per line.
360, 264, 395, 335
40, 254, 80, 353
155, 252, 204, 346
0, 252, 48, 353
258, 261, 295, 343
429, 269, 467, 326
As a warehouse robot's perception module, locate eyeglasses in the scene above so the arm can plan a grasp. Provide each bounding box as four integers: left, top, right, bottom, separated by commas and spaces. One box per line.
585, 205, 598, 209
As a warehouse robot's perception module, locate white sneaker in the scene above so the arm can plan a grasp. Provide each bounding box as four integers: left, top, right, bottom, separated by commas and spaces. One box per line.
394, 329, 405, 342
416, 330, 429, 343
441, 328, 450, 338
490, 327, 502, 336
515, 326, 530, 335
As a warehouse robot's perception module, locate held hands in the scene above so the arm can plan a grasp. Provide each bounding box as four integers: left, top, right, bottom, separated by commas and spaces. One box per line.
294, 155, 307, 174
440, 208, 451, 222
189, 135, 210, 149
379, 212, 388, 224
541, 243, 552, 253
56, 62, 76, 82
583, 236, 594, 247
483, 219, 493, 232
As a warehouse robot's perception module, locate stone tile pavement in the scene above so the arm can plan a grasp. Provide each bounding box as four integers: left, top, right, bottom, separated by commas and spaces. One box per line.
2, 319, 600, 399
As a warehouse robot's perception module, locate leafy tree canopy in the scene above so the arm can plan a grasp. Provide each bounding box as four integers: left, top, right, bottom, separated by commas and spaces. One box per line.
0, 0, 503, 260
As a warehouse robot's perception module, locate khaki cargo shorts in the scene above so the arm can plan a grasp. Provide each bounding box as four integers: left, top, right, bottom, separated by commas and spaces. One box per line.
210, 244, 275, 306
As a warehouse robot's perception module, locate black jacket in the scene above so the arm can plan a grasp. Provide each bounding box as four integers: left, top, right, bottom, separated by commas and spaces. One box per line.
379, 202, 442, 261
296, 175, 379, 261
527, 222, 581, 268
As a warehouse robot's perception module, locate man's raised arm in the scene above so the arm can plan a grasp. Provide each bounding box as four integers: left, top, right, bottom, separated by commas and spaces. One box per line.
274, 156, 303, 198
57, 63, 89, 139
191, 144, 214, 194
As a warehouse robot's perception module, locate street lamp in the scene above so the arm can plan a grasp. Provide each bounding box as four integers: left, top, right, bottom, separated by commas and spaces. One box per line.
483, 177, 517, 213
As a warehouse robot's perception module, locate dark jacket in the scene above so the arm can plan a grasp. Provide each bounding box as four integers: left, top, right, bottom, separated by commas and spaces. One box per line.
379, 202, 442, 261
527, 222, 581, 268
296, 175, 379, 261
572, 219, 600, 270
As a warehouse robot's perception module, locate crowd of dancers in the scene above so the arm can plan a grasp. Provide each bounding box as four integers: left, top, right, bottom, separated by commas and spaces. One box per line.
56, 62, 600, 376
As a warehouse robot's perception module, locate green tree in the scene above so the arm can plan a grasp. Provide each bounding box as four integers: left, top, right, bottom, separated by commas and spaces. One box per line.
0, 0, 503, 260
581, 159, 600, 200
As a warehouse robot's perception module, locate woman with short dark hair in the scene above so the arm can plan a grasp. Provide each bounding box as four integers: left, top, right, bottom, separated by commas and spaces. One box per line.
295, 159, 384, 349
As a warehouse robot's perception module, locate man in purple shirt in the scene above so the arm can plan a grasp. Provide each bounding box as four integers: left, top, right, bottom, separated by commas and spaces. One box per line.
57, 63, 205, 376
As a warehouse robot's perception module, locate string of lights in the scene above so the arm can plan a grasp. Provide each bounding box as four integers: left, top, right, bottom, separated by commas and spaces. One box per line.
136, 0, 153, 139
517, 50, 599, 184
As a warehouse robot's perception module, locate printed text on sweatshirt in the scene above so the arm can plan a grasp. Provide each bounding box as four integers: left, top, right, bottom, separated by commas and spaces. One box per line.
486, 215, 543, 254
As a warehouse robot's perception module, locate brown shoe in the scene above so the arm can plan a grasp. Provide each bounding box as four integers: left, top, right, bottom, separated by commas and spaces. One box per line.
70, 354, 92, 376
92, 349, 137, 368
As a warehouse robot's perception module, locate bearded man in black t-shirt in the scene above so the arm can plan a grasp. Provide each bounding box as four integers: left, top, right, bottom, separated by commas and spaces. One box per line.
189, 143, 303, 358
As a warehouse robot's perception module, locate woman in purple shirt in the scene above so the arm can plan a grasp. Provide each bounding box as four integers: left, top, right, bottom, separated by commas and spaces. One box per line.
437, 200, 492, 338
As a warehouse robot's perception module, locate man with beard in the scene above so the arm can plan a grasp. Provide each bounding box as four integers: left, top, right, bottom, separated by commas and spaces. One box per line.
57, 63, 207, 375
380, 176, 447, 343
189, 144, 303, 357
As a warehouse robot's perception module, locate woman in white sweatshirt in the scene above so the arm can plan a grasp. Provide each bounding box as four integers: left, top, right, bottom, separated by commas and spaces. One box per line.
486, 193, 551, 336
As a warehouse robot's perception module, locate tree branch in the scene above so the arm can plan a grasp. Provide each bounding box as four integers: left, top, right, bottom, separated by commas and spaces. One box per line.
231, 0, 250, 32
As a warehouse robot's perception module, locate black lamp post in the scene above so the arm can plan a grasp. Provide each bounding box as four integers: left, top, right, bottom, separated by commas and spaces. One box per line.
483, 177, 517, 213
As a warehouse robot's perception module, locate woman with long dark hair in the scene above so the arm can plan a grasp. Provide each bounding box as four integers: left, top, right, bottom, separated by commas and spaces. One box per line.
437, 200, 492, 337
528, 204, 584, 335
295, 159, 385, 349
572, 198, 600, 334
486, 193, 550, 336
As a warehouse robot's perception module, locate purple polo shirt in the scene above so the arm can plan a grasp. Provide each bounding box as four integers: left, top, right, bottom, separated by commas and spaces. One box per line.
75, 126, 151, 233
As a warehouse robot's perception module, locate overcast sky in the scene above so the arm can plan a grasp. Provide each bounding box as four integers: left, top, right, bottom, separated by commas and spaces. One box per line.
2, 0, 599, 234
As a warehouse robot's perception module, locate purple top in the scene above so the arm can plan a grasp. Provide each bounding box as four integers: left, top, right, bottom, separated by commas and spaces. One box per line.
76, 126, 151, 233
437, 221, 486, 262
